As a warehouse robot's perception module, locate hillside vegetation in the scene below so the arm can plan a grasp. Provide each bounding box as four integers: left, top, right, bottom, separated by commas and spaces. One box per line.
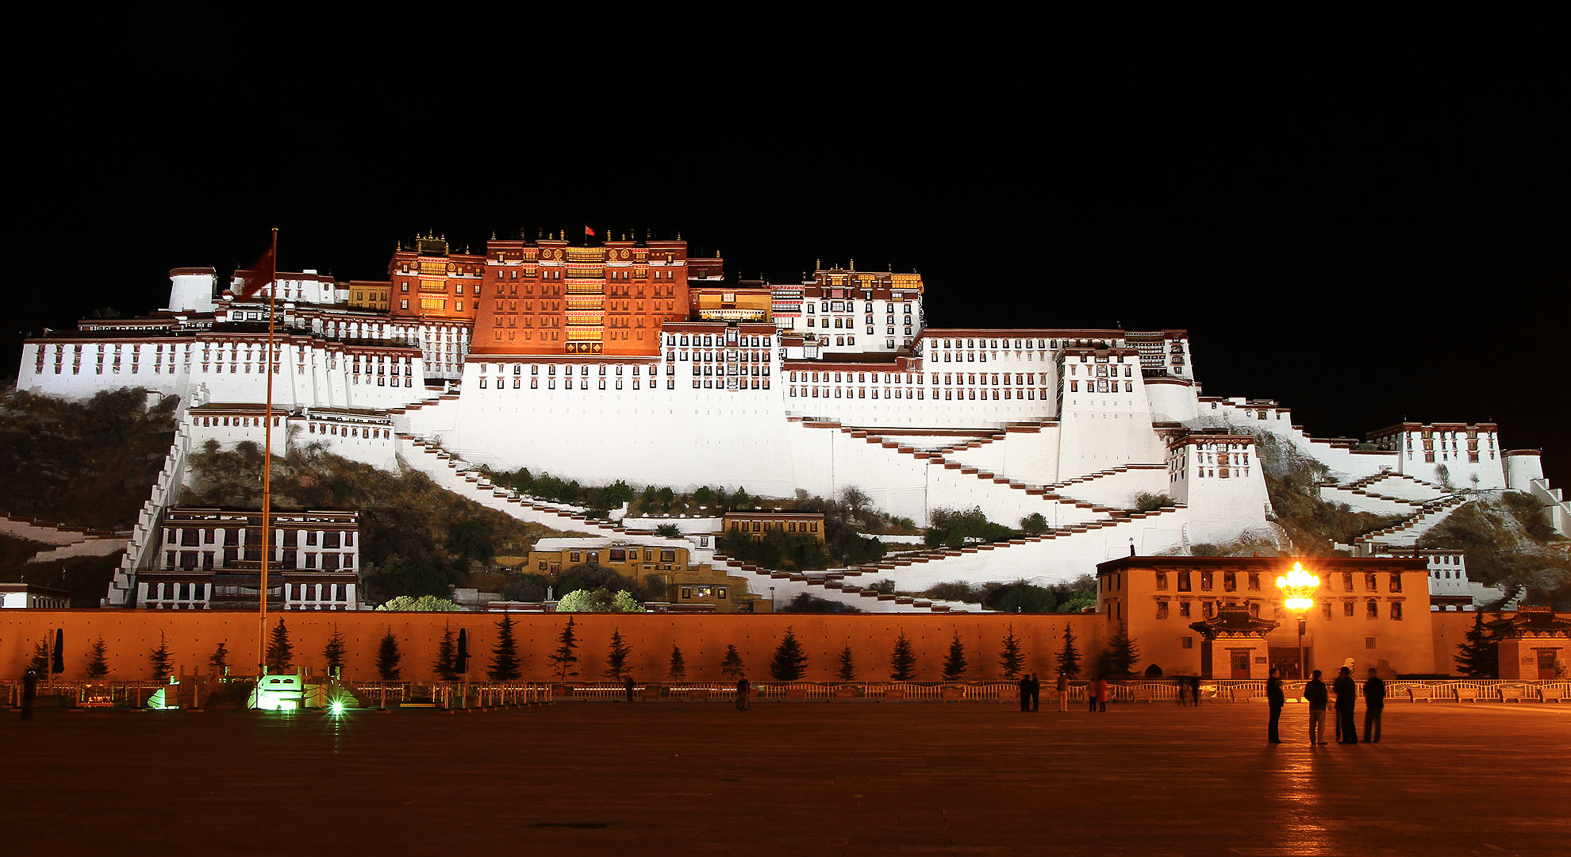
181, 439, 577, 604
1418, 492, 1571, 607
0, 388, 178, 530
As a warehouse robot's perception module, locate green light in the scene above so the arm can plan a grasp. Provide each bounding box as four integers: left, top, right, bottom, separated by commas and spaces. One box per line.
330, 700, 346, 716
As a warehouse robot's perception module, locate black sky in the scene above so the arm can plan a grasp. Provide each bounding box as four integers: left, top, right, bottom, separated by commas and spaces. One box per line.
9, 13, 1568, 486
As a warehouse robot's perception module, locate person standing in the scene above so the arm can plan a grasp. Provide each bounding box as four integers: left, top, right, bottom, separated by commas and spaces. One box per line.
1056, 671, 1069, 712
1190, 675, 1202, 706
1029, 673, 1040, 712
1304, 669, 1328, 745
624, 675, 636, 703
1096, 676, 1109, 712
20, 667, 38, 721
1362, 667, 1386, 743
1018, 674, 1030, 712
1266, 665, 1285, 743
1333, 666, 1359, 744
735, 676, 750, 712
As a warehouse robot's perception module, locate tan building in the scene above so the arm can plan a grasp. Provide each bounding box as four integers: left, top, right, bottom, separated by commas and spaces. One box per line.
1096, 556, 1434, 679
524, 538, 769, 613
721, 511, 825, 542
348, 280, 391, 312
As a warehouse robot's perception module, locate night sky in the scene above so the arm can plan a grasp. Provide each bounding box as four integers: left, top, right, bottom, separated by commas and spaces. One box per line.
11, 14, 1568, 486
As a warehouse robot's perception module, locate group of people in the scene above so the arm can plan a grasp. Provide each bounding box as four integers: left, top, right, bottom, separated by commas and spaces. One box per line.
1266, 664, 1386, 744
1017, 672, 1105, 712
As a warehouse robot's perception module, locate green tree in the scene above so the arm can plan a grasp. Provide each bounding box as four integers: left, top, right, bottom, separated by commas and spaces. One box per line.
668, 644, 687, 680
1020, 512, 1049, 535
377, 594, 463, 612
890, 630, 916, 681
1056, 624, 1082, 679
266, 619, 293, 671
149, 632, 173, 681
376, 630, 402, 681
323, 626, 347, 678
998, 624, 1024, 679
655, 523, 682, 538
640, 484, 658, 511
720, 644, 745, 679
1454, 612, 1498, 678
488, 615, 522, 681
770, 627, 808, 681
434, 624, 460, 681
210, 641, 230, 674
942, 632, 968, 681
549, 616, 580, 681
557, 588, 646, 613
837, 644, 856, 681
604, 628, 632, 680
1102, 628, 1139, 678
693, 486, 713, 506
29, 638, 50, 672
86, 637, 110, 678
997, 584, 1057, 613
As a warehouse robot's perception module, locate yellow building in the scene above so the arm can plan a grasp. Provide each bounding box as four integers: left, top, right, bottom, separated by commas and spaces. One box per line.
1096, 556, 1434, 679
688, 287, 772, 322
523, 538, 769, 613
721, 511, 825, 542
348, 280, 391, 312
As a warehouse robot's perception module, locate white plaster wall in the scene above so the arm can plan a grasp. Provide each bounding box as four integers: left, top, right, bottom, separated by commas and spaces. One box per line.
1318, 486, 1424, 517
1361, 473, 1449, 503
167, 272, 217, 313
1145, 379, 1199, 423
1052, 466, 1171, 508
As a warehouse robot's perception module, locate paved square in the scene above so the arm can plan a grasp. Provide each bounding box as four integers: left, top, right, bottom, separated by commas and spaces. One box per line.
3, 700, 1567, 855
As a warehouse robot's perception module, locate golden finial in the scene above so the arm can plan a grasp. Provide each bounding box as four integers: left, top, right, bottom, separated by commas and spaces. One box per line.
677, 231, 683, 240
815, 258, 821, 270
850, 258, 855, 270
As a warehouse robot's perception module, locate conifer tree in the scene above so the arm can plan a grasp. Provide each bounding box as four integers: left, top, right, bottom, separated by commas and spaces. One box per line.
1104, 628, 1139, 678
323, 626, 347, 678
1056, 623, 1081, 680
86, 637, 110, 679
29, 638, 50, 672
943, 631, 968, 681
434, 624, 459, 681
837, 644, 856, 681
604, 628, 632, 680
998, 623, 1024, 680
770, 627, 808, 681
668, 644, 687, 680
149, 632, 173, 681
210, 641, 230, 674
1454, 612, 1498, 678
549, 616, 580, 681
376, 630, 402, 681
265, 618, 293, 671
890, 630, 916, 681
488, 615, 521, 681
720, 644, 745, 679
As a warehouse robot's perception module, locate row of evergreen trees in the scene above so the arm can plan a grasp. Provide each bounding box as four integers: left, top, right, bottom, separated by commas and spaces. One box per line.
38, 619, 1126, 683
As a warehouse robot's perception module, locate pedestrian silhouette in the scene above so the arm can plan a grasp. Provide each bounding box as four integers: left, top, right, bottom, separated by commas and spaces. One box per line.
1334, 666, 1359, 744
1362, 667, 1386, 743
1304, 669, 1329, 745
1266, 665, 1285, 743
1029, 673, 1040, 712
735, 676, 750, 712
1018, 674, 1030, 712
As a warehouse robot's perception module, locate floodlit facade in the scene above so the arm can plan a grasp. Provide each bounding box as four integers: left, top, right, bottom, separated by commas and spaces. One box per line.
12, 229, 1566, 609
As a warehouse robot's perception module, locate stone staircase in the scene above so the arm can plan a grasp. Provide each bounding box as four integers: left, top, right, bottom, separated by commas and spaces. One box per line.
1353, 495, 1470, 553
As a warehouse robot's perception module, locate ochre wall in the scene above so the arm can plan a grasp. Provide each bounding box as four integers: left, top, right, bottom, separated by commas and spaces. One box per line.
0, 611, 1107, 683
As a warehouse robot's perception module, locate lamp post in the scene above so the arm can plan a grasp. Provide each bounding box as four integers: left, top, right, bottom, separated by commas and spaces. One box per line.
769, 586, 776, 613
1276, 561, 1320, 680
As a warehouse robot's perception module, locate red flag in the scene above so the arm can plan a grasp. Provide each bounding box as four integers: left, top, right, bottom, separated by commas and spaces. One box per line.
584, 226, 596, 238
235, 243, 276, 300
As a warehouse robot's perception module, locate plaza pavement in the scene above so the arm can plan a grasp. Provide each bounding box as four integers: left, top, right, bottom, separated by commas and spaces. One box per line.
2, 699, 1566, 856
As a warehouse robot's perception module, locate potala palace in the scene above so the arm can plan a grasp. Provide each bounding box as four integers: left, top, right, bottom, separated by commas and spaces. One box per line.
15, 233, 1568, 611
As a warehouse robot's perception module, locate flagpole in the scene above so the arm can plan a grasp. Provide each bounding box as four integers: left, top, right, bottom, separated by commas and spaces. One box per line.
259, 227, 278, 680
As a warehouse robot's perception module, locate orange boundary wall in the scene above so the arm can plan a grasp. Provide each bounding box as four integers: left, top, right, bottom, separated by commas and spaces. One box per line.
1, 611, 1109, 683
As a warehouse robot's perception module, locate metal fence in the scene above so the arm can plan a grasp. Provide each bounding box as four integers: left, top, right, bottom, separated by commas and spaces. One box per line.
3, 678, 1565, 708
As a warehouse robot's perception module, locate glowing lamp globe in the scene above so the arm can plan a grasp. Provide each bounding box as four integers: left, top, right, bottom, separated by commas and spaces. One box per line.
1275, 562, 1320, 613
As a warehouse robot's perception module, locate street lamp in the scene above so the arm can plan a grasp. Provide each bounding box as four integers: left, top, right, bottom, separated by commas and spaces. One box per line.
1276, 561, 1320, 680
769, 586, 776, 612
